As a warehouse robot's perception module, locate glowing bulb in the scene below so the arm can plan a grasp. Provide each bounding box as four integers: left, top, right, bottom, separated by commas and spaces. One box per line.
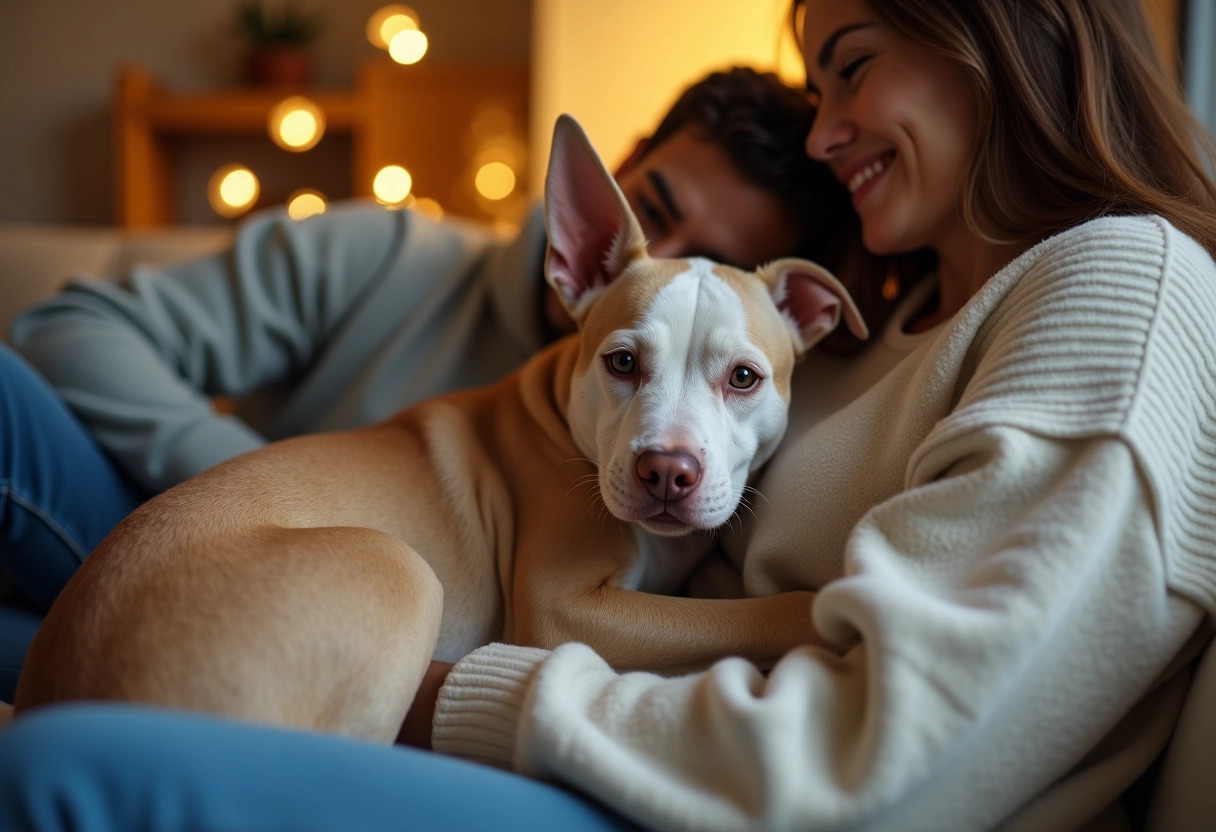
380, 13, 417, 44
208, 164, 259, 218
268, 96, 325, 152
366, 5, 419, 49
373, 165, 413, 205
287, 189, 327, 220
411, 197, 444, 221
388, 29, 428, 64
475, 161, 516, 200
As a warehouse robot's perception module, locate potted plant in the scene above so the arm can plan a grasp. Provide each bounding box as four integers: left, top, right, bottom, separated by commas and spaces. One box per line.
236, 0, 322, 87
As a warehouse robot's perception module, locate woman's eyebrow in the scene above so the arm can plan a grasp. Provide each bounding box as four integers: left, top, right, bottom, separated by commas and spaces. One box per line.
815, 22, 873, 70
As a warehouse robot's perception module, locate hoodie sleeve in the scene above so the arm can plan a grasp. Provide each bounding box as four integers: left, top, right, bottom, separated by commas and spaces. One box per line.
10, 202, 405, 491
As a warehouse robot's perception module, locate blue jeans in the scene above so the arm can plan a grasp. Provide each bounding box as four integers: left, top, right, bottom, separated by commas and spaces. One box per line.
0, 704, 638, 831
0, 343, 147, 701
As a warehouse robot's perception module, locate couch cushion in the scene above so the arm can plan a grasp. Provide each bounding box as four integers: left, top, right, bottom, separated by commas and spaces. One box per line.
0, 224, 230, 342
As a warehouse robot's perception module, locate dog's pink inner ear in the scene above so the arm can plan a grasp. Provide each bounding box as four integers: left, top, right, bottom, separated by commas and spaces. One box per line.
546, 180, 623, 303
779, 271, 843, 350
544, 115, 645, 310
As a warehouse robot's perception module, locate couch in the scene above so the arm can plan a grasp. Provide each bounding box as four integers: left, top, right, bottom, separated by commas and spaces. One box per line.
0, 223, 232, 343
0, 222, 1212, 830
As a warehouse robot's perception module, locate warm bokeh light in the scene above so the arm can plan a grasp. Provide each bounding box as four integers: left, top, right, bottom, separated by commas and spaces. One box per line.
268, 96, 325, 152
208, 164, 259, 218
470, 105, 513, 142
475, 161, 516, 200
366, 5, 419, 49
411, 197, 444, 221
373, 165, 413, 205
287, 189, 327, 220
388, 29, 428, 64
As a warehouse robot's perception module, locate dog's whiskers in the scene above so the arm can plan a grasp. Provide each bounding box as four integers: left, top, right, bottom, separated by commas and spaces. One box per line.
565, 473, 601, 499
563, 456, 605, 471
741, 485, 770, 506
736, 496, 759, 523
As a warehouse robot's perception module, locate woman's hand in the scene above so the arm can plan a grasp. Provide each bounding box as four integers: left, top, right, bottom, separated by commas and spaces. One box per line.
396, 660, 454, 749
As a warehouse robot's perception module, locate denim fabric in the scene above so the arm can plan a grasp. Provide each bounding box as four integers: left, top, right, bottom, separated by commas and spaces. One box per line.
0, 343, 146, 701
0, 704, 638, 832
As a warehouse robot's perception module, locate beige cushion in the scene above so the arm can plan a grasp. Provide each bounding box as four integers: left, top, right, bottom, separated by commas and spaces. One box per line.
1146, 633, 1216, 830
0, 224, 230, 341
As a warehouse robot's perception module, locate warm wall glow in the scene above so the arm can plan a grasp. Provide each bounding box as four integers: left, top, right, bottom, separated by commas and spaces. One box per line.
367, 5, 419, 49
475, 162, 516, 200
287, 189, 327, 219
530, 0, 804, 195
388, 28, 428, 64
373, 165, 413, 205
208, 164, 259, 218
268, 96, 325, 152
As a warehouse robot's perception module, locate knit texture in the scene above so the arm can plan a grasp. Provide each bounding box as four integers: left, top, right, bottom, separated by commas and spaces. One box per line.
434, 216, 1216, 832
920, 217, 1216, 614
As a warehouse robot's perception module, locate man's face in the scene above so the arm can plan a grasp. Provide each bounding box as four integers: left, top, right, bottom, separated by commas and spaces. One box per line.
614, 127, 802, 270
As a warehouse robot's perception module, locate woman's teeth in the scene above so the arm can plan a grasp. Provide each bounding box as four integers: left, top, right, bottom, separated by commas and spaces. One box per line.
848, 156, 891, 194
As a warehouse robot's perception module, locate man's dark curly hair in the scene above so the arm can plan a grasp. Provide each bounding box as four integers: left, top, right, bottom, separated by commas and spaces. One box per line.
642, 66, 851, 265
641, 66, 893, 352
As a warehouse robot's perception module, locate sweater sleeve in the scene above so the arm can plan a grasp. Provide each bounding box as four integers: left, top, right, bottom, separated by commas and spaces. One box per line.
434, 428, 1205, 832
9, 202, 405, 492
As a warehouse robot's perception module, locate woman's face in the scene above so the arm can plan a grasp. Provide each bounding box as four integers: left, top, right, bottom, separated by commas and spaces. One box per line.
800, 0, 979, 257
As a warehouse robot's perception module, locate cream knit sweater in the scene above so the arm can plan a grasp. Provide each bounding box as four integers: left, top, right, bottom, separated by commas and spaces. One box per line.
433, 216, 1216, 831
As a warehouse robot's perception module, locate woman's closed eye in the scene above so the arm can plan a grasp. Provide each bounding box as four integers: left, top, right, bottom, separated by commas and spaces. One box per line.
838, 54, 871, 82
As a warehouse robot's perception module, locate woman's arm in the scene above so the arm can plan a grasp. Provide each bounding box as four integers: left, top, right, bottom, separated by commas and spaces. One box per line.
428, 429, 1208, 832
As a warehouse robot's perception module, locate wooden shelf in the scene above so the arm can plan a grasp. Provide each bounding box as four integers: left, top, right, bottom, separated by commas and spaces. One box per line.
115, 61, 529, 228
143, 91, 363, 134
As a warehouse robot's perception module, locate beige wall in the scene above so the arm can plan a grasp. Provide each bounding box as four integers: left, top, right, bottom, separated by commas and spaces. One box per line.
0, 0, 530, 224
529, 0, 803, 194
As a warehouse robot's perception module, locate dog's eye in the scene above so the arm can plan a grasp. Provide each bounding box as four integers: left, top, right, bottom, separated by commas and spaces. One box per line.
728, 365, 759, 390
606, 351, 637, 376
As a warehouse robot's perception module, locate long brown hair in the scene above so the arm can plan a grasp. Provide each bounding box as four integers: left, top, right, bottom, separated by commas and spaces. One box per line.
791, 0, 1216, 258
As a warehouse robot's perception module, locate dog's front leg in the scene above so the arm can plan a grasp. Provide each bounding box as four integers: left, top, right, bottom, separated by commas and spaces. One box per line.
514, 561, 832, 675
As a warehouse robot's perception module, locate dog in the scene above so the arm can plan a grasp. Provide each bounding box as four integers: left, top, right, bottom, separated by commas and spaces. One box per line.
15, 115, 866, 742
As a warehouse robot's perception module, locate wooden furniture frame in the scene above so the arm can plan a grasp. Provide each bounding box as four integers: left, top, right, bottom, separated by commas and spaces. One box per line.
115, 61, 528, 228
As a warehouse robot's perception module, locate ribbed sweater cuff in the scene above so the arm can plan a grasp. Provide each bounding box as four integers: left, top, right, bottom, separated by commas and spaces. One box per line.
432, 643, 549, 768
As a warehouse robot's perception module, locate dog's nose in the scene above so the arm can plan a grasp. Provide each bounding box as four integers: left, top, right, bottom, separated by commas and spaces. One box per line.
635, 451, 701, 502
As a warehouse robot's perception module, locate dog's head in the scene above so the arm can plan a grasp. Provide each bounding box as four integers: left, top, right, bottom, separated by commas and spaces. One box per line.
544, 114, 867, 537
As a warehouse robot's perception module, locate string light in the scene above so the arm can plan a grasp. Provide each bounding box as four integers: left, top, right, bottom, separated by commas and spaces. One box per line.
287, 189, 327, 219
373, 165, 413, 205
208, 164, 260, 218
268, 96, 325, 152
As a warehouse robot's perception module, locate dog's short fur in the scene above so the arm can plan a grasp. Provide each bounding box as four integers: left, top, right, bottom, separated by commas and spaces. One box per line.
15, 116, 866, 741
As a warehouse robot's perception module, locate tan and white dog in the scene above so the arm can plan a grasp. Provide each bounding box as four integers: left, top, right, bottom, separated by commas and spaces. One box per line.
15, 115, 866, 742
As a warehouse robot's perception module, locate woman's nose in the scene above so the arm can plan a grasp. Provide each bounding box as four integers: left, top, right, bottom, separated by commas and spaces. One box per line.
804, 101, 852, 162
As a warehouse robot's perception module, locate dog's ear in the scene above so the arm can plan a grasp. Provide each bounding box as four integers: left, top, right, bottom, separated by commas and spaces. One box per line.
543, 114, 649, 322
761, 258, 869, 353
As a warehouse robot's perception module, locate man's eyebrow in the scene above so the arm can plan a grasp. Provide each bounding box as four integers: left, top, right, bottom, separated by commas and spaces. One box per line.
647, 171, 683, 222
816, 22, 873, 70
